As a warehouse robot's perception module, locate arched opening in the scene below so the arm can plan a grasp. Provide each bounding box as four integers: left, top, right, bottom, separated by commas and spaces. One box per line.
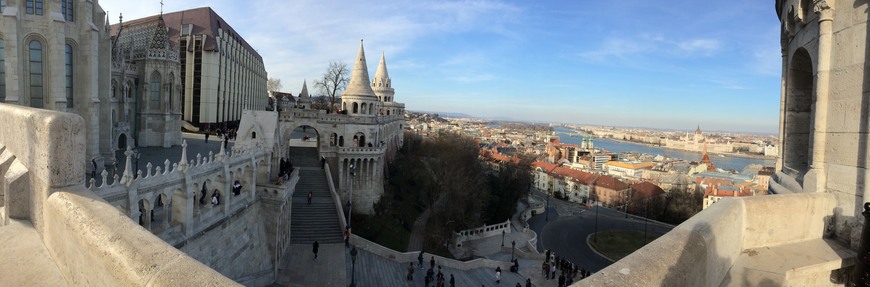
352, 102, 359, 114
353, 133, 366, 147
118, 133, 127, 150
330, 132, 338, 146
339, 136, 345, 147
288, 125, 320, 148
138, 198, 152, 230
361, 103, 367, 114
784, 48, 813, 177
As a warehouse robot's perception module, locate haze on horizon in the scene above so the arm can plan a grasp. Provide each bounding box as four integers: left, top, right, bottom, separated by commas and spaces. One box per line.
101, 0, 781, 134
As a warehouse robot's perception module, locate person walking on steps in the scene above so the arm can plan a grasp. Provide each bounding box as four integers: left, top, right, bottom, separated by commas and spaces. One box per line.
430, 256, 435, 270
308, 191, 313, 205
312, 240, 319, 261
418, 251, 424, 269
407, 262, 414, 281
205, 132, 209, 143
495, 266, 501, 284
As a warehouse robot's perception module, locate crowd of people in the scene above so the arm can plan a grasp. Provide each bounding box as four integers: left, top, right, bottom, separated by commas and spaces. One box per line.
541, 249, 591, 287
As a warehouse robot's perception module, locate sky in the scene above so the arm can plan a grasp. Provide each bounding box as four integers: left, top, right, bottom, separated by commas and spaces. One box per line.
100, 0, 783, 134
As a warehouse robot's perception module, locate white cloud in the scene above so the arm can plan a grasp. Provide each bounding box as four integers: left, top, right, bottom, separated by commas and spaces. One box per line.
580, 34, 721, 62
677, 39, 720, 55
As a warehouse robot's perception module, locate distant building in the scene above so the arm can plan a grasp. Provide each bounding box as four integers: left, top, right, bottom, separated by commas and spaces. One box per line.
664, 126, 733, 154
603, 161, 654, 179
114, 7, 268, 130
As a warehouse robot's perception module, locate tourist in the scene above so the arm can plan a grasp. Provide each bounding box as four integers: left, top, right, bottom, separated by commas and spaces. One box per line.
205, 132, 209, 143
407, 262, 414, 281
525, 278, 532, 287
232, 180, 242, 196
418, 251, 424, 269
430, 256, 435, 270
91, 157, 97, 179
495, 266, 501, 284
542, 261, 549, 279
515, 283, 522, 287
449, 274, 455, 287
550, 263, 556, 280
558, 273, 565, 287
312, 240, 319, 261
308, 191, 313, 205
211, 189, 220, 205
426, 267, 434, 286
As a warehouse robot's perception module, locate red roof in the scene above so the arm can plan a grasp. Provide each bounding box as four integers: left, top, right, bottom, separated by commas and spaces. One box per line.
631, 182, 665, 198
594, 175, 629, 191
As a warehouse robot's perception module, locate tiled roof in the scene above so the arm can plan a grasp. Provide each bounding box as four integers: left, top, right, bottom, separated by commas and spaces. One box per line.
631, 182, 665, 198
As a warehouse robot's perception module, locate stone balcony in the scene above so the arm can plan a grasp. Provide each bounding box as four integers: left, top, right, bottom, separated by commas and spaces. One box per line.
577, 192, 856, 286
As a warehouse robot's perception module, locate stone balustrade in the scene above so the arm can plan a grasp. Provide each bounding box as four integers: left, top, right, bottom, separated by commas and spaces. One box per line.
349, 235, 511, 271
0, 103, 236, 285
454, 220, 512, 248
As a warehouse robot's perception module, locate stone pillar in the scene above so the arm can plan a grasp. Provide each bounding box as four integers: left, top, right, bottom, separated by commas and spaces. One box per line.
805, 1, 834, 193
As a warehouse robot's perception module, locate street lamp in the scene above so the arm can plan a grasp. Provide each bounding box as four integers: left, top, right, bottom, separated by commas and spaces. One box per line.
594, 202, 600, 243
501, 230, 505, 247
624, 191, 630, 218
349, 247, 358, 287
511, 240, 516, 262
347, 164, 355, 235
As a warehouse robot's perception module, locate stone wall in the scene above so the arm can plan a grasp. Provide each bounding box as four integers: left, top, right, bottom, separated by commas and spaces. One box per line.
178, 202, 275, 286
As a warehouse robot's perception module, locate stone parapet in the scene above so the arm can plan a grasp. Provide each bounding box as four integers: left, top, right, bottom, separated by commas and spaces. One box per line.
576, 193, 851, 286
349, 235, 511, 271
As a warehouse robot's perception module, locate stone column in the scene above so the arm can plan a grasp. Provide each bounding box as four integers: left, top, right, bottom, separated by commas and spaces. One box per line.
777, 39, 787, 172
805, 1, 834, 193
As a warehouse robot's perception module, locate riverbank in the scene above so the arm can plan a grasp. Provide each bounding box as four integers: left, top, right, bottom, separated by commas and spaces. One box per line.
600, 137, 776, 160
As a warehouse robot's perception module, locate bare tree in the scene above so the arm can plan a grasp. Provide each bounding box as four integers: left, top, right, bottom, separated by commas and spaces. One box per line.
267, 78, 283, 93
314, 61, 349, 113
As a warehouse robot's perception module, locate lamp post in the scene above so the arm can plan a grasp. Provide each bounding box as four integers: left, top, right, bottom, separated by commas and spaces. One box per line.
511, 240, 516, 262
624, 191, 629, 218
594, 201, 600, 243
347, 164, 355, 235
349, 247, 358, 287
501, 230, 505, 247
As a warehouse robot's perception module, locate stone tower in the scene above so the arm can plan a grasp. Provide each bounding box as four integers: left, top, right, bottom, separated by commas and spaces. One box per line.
773, 0, 868, 248
340, 40, 380, 117
297, 80, 311, 109
372, 52, 393, 115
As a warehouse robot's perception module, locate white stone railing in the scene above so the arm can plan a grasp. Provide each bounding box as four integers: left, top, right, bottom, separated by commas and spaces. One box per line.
454, 219, 511, 247
576, 193, 853, 286
339, 146, 386, 155
349, 235, 511, 271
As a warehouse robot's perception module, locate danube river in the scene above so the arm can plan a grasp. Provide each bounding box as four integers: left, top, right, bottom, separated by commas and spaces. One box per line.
555, 128, 775, 171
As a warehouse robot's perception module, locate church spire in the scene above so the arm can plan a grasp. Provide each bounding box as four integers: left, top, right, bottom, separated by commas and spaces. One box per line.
374, 52, 390, 81
297, 80, 311, 108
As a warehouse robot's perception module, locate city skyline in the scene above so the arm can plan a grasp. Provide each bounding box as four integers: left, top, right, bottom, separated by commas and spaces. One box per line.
101, 0, 781, 133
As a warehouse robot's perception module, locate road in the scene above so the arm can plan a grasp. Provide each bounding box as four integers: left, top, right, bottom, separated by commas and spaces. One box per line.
528, 191, 674, 272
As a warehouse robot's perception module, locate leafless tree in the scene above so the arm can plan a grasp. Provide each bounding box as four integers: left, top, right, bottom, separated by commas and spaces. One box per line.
267, 78, 282, 93
314, 61, 349, 113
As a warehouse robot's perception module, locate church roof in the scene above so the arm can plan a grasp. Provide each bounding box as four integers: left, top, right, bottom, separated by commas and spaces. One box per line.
341, 40, 378, 100
112, 7, 262, 61
149, 15, 168, 49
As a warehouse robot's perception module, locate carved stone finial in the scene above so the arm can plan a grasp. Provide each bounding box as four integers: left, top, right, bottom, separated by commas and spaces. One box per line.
813, 0, 831, 14
179, 140, 189, 171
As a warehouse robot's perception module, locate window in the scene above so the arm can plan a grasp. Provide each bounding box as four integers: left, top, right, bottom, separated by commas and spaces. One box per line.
1, 0, 5, 13
29, 40, 43, 108
0, 40, 5, 102
61, 0, 73, 21
26, 0, 43, 15
150, 72, 161, 110
65, 44, 73, 108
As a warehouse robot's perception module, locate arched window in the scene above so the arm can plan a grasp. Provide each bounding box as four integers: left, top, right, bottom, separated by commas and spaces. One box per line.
28, 40, 43, 108
150, 71, 161, 110
168, 73, 174, 111
361, 103, 367, 114
61, 0, 73, 21
0, 39, 5, 102
352, 102, 358, 113
111, 80, 118, 98
65, 44, 73, 108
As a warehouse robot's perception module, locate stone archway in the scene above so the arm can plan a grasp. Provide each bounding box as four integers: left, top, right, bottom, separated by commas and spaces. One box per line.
784, 48, 813, 177
287, 125, 320, 148
118, 133, 127, 150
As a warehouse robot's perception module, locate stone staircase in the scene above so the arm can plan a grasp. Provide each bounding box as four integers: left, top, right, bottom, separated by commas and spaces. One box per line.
289, 147, 344, 244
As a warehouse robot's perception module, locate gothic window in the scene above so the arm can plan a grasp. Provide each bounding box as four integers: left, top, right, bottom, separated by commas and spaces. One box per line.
26, 0, 42, 15
28, 40, 43, 108
0, 39, 5, 102
150, 71, 161, 110
61, 0, 73, 21
111, 80, 117, 98
65, 44, 73, 108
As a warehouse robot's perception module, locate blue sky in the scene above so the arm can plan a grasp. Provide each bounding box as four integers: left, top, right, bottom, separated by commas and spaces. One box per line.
101, 0, 782, 134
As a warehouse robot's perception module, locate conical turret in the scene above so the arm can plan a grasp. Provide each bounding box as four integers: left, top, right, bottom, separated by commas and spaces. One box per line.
341, 40, 380, 117
297, 80, 311, 109
373, 52, 394, 103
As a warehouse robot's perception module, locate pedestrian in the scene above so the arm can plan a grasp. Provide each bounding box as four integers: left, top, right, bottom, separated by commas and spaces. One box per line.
515, 283, 522, 287
495, 266, 501, 284
321, 157, 326, 169
426, 267, 434, 286
430, 256, 435, 270
205, 132, 209, 143
418, 251, 424, 269
308, 191, 313, 205
344, 228, 350, 248
450, 274, 455, 287
542, 261, 549, 279
312, 240, 319, 261
545, 249, 551, 262
525, 278, 532, 287
551, 263, 556, 280
211, 189, 220, 205
407, 262, 414, 281
91, 158, 97, 179
232, 180, 242, 196
558, 273, 565, 287
224, 136, 229, 148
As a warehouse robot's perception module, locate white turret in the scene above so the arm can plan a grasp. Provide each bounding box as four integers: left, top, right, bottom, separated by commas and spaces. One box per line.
372, 52, 395, 115
297, 80, 311, 109
340, 40, 380, 117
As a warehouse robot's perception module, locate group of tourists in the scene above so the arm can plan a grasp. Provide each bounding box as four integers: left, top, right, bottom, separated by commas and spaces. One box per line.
541, 250, 590, 287
408, 252, 456, 287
